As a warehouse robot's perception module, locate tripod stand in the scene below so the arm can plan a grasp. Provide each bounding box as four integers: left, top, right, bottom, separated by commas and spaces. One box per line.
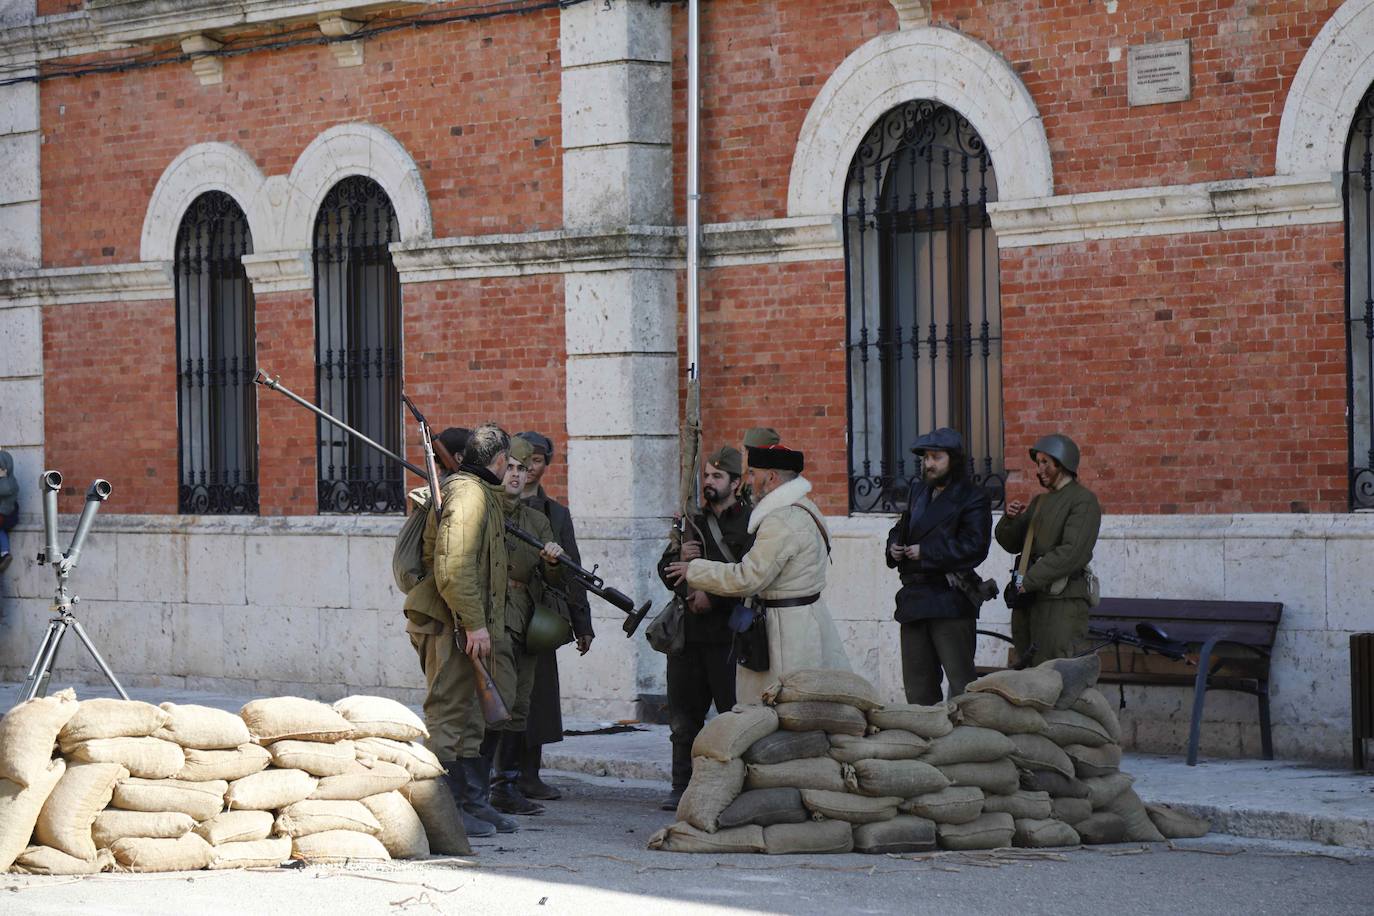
20, 471, 128, 702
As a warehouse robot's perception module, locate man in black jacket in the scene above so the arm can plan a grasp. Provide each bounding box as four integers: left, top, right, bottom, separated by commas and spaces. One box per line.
656, 446, 754, 811
886, 428, 993, 705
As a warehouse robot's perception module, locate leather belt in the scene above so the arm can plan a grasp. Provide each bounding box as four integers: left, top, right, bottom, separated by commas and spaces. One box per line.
759, 593, 821, 608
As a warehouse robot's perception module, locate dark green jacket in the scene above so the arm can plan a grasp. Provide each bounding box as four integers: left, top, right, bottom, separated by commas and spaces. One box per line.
994, 479, 1101, 599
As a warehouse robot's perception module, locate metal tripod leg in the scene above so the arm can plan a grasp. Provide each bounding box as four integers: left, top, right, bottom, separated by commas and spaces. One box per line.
67, 615, 128, 700
22, 617, 69, 702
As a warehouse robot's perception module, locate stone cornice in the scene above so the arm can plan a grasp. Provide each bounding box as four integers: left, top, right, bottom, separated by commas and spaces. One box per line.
987, 173, 1343, 248
241, 249, 313, 294
0, 262, 173, 307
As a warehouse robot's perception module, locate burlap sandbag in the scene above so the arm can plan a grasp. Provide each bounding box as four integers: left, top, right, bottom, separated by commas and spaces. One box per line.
208, 836, 293, 870
35, 761, 127, 860
828, 730, 929, 764
648, 821, 765, 854
745, 757, 848, 793
967, 668, 1063, 711
267, 740, 357, 777
239, 697, 354, 744
360, 791, 430, 859
92, 810, 194, 848
333, 695, 428, 742
1018, 768, 1090, 799
353, 738, 446, 780
1104, 788, 1166, 842
1075, 812, 1128, 845
195, 810, 275, 846
1050, 796, 1093, 825
400, 778, 471, 855
1082, 772, 1134, 809
852, 759, 949, 798
0, 688, 78, 788
900, 786, 985, 825
867, 703, 955, 739
981, 790, 1052, 820
291, 829, 391, 863
67, 737, 185, 779
763, 668, 882, 711
112, 777, 227, 821
773, 701, 867, 737
1069, 688, 1122, 742
691, 706, 779, 762
679, 757, 747, 832
1007, 733, 1075, 779
953, 692, 1047, 734
155, 703, 251, 750
0, 760, 65, 872
937, 811, 1015, 850
853, 815, 937, 854
921, 726, 1016, 766
743, 730, 830, 766
12, 844, 113, 875
274, 799, 382, 838
179, 744, 273, 782
799, 789, 901, 824
762, 819, 853, 855
1014, 817, 1080, 848
225, 769, 318, 811
717, 788, 810, 828
110, 832, 213, 872
1145, 803, 1210, 839
1039, 655, 1100, 709
1042, 709, 1113, 748
1065, 743, 1122, 778
314, 759, 412, 801
939, 759, 1020, 796
59, 699, 170, 752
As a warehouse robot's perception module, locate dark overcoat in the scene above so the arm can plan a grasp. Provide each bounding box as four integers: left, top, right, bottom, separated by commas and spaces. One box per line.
885, 476, 993, 623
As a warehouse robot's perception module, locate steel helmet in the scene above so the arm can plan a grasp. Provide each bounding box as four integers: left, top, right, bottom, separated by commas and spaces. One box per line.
1029, 434, 1080, 475
524, 603, 574, 654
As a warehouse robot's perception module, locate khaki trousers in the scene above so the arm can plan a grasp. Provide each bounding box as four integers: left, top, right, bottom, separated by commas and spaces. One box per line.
1011, 596, 1089, 665
406, 613, 517, 758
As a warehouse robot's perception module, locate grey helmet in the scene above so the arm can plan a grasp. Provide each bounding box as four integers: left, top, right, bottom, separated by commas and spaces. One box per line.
1029, 434, 1080, 475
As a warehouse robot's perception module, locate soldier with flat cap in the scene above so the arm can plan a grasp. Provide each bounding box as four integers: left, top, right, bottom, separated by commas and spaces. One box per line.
654, 445, 755, 811
885, 427, 993, 704
994, 433, 1102, 664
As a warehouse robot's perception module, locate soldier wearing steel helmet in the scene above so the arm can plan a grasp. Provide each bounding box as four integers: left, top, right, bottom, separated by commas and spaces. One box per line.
994, 433, 1102, 664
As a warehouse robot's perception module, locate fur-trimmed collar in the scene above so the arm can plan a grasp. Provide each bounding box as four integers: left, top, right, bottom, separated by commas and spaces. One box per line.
748, 476, 813, 534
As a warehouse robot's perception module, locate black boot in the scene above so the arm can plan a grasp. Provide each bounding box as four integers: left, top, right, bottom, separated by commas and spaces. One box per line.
441, 761, 495, 838
461, 755, 517, 834
491, 731, 545, 815
518, 741, 562, 801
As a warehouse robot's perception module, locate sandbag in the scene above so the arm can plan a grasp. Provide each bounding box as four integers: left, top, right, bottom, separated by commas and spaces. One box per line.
0, 759, 65, 872
763, 669, 882, 711
773, 701, 867, 737
333, 695, 428, 742
92, 810, 194, 848
291, 830, 391, 862
953, 691, 1047, 734
762, 819, 853, 855
981, 790, 1052, 821
1018, 768, 1090, 799
0, 688, 78, 788
717, 788, 809, 828
209, 836, 293, 870
1040, 655, 1100, 709
353, 738, 446, 780
745, 757, 848, 793
400, 778, 472, 855
35, 761, 127, 861
12, 844, 113, 875
360, 791, 430, 859
1104, 788, 1166, 842
1065, 743, 1122, 778
1014, 817, 1080, 848
155, 703, 251, 750
853, 815, 937, 854
900, 786, 985, 825
939, 759, 1020, 796
937, 812, 1015, 850
743, 730, 830, 766
194, 810, 275, 846
67, 737, 185, 779
112, 777, 227, 821
1145, 803, 1210, 839
1069, 688, 1122, 742
239, 697, 354, 744
921, 726, 1016, 766
267, 740, 357, 778
1082, 772, 1135, 809
1075, 812, 1128, 845
225, 769, 318, 811
1007, 733, 1075, 779
648, 821, 765, 854
678, 757, 746, 833
179, 744, 273, 782
966, 668, 1063, 711
691, 706, 779, 762
867, 703, 955, 739
828, 730, 929, 764
852, 758, 949, 798
1042, 709, 1113, 748
799, 789, 900, 824
274, 799, 382, 838
1050, 796, 1093, 825
110, 832, 213, 872
59, 699, 169, 751
314, 759, 412, 801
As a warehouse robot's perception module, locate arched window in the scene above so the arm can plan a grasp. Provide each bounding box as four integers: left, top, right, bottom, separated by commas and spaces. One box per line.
174, 191, 258, 514
1346, 83, 1374, 510
313, 176, 404, 513
843, 100, 1004, 513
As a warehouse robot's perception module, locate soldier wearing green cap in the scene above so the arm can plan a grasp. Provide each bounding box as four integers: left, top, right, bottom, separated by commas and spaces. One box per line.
739, 428, 780, 503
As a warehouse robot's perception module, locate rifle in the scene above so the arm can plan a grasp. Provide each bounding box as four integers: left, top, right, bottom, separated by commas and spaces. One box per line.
1081, 621, 1193, 710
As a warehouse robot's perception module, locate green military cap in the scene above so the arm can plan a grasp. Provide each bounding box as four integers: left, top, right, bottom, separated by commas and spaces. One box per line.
705, 445, 743, 477
743, 427, 781, 449
509, 435, 534, 466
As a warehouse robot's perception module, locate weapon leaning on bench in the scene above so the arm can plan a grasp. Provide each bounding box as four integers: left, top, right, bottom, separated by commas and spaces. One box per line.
254, 369, 653, 639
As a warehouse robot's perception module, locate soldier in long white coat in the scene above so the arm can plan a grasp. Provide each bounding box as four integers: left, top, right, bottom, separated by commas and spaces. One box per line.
665, 444, 851, 705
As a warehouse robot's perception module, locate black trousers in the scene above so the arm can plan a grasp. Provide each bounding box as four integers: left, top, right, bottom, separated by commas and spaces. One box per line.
900, 616, 977, 706
667, 641, 737, 791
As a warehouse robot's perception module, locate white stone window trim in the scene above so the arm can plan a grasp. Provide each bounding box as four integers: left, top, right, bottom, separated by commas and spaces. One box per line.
140, 141, 271, 263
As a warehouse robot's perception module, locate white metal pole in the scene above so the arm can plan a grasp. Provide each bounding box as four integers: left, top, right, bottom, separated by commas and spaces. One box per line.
686, 0, 701, 382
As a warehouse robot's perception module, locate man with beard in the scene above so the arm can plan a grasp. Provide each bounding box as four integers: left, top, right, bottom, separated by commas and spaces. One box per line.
654, 446, 754, 811
994, 433, 1102, 664
885, 428, 993, 704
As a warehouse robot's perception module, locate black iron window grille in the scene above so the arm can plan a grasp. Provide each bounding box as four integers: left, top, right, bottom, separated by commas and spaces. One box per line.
313, 176, 404, 513
843, 100, 1005, 513
1346, 82, 1374, 510
174, 191, 259, 514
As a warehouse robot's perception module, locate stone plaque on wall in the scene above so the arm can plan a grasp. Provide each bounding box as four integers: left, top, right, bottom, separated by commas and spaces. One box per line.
1127, 39, 1191, 107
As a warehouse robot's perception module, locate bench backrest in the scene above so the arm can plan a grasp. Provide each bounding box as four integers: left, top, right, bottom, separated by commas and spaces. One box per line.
1091, 597, 1282, 649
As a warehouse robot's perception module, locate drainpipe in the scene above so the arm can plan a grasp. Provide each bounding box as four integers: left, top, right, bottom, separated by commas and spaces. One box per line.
686, 0, 701, 384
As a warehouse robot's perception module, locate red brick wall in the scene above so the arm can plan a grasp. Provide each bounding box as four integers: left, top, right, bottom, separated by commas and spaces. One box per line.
254, 291, 316, 516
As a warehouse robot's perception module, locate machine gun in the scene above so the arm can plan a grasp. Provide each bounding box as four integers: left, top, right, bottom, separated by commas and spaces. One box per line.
1086, 621, 1190, 662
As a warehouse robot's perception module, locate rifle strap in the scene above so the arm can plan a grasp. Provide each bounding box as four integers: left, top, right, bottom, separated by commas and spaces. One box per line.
1016, 501, 1041, 578
705, 513, 738, 564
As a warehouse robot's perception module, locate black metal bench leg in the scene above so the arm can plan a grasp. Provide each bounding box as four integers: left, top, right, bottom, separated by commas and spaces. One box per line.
1187, 637, 1220, 766
1258, 682, 1273, 760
